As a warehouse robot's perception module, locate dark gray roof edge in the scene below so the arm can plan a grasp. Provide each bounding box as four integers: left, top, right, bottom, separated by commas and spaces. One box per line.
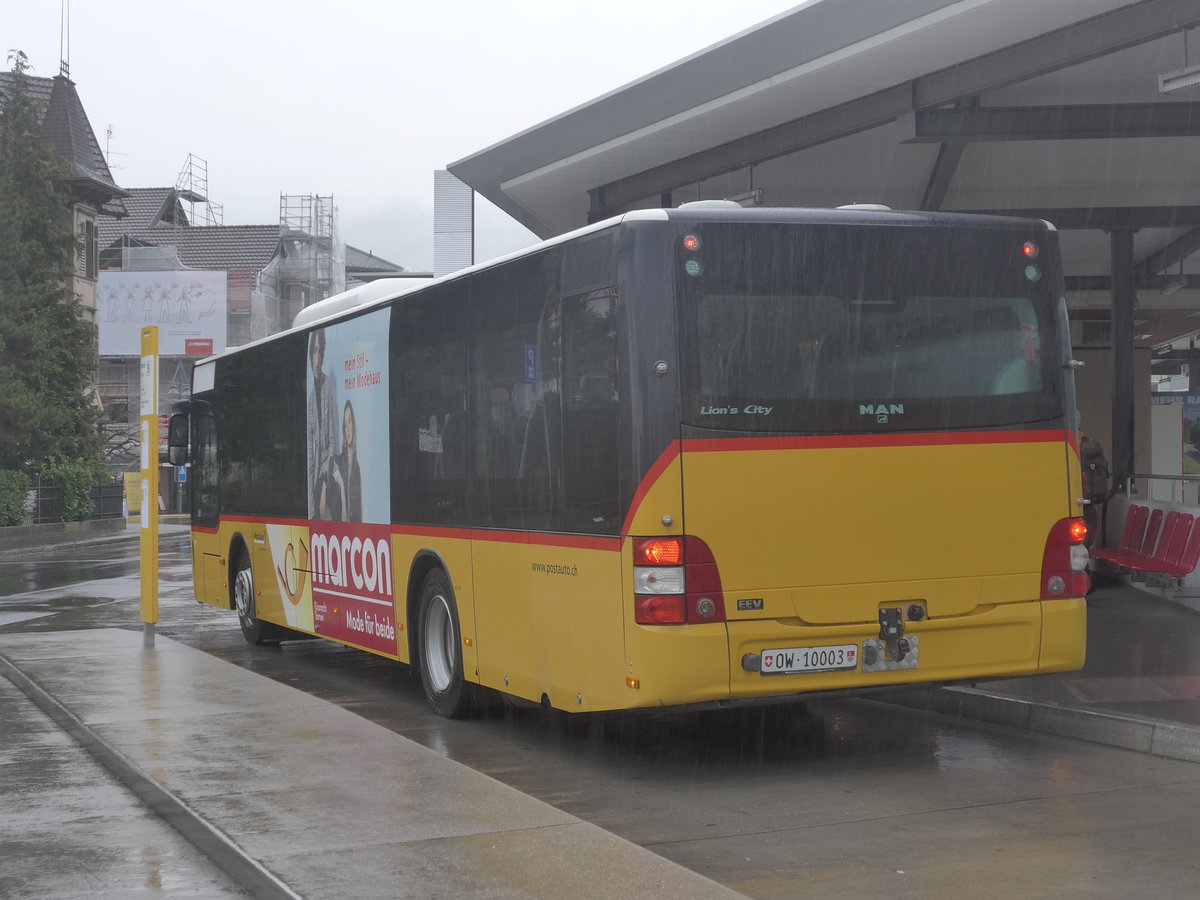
345, 244, 405, 271
448, 0, 958, 180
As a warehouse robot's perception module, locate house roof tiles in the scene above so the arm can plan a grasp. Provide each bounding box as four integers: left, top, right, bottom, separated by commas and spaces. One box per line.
99, 187, 282, 273
0, 71, 127, 216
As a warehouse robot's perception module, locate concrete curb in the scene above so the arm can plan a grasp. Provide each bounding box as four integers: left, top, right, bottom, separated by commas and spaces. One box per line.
0, 649, 300, 900
0, 517, 128, 553
887, 685, 1200, 764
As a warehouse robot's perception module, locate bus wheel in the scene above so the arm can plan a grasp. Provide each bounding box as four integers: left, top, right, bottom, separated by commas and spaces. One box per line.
233, 547, 274, 646
418, 569, 473, 718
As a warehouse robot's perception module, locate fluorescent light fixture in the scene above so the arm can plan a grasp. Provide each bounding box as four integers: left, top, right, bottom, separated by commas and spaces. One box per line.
1160, 63, 1200, 94
1161, 29, 1199, 94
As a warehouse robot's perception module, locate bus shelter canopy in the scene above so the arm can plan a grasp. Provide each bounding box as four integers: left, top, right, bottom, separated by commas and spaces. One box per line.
449, 0, 1200, 353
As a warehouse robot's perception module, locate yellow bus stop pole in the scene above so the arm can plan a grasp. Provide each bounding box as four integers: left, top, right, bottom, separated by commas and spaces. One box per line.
140, 326, 159, 647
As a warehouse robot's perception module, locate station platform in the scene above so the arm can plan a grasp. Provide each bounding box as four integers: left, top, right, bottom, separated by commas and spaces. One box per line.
0, 629, 741, 899
3, 575, 1200, 896
891, 577, 1200, 763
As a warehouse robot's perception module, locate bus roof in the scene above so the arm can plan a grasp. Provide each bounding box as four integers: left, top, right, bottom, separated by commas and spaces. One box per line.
196, 205, 1054, 370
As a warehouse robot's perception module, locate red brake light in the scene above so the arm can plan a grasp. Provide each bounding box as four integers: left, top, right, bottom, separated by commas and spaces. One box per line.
635, 594, 687, 624
636, 538, 682, 566
1041, 518, 1090, 599
1069, 519, 1089, 544
633, 536, 725, 625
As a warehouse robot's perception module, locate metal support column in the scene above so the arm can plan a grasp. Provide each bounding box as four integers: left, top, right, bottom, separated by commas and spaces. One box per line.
1110, 228, 1136, 490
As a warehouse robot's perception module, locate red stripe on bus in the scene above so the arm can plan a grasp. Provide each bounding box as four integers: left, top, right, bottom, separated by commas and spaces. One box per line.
620, 429, 1071, 534
391, 523, 618, 552
205, 514, 310, 529
192, 517, 618, 551
620, 441, 682, 536
679, 429, 1070, 453
192, 515, 309, 535
391, 523, 473, 541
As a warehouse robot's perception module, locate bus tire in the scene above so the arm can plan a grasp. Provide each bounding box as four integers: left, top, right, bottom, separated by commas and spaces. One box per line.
233, 546, 278, 646
418, 569, 473, 718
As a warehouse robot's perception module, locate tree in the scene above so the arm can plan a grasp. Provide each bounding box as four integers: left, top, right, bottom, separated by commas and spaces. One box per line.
0, 52, 101, 473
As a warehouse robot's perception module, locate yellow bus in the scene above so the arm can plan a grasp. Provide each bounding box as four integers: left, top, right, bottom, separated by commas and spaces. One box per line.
169, 205, 1088, 718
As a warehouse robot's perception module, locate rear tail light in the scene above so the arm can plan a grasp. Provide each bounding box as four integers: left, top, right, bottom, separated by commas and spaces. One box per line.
1041, 517, 1090, 599
633, 536, 725, 625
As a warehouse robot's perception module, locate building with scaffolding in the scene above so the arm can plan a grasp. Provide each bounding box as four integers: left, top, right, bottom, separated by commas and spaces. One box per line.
265, 194, 345, 331
95, 160, 403, 476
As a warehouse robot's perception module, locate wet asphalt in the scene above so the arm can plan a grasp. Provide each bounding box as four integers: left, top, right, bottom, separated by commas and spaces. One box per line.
7, 521, 1200, 896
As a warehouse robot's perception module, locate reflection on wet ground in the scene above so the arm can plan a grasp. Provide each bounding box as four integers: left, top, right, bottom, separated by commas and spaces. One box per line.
975, 577, 1200, 727
193, 627, 979, 788
0, 555, 133, 595
0, 529, 191, 596
0, 528, 193, 626
9, 526, 1200, 898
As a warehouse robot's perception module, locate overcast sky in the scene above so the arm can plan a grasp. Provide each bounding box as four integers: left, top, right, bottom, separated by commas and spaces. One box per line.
9, 1, 800, 270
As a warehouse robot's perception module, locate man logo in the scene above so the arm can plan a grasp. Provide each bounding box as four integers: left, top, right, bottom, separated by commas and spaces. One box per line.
859, 403, 905, 416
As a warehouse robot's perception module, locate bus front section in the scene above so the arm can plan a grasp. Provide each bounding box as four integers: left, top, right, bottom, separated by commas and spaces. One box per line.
624, 210, 1087, 708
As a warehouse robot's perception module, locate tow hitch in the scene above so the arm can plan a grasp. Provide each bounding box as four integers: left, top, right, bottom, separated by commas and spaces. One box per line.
879, 608, 910, 662
861, 608, 919, 672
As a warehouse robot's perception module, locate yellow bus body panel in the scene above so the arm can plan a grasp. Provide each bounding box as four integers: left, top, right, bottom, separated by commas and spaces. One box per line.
189, 433, 1084, 713
611, 435, 1086, 709
390, 529, 477, 667
683, 439, 1068, 615
471, 534, 626, 710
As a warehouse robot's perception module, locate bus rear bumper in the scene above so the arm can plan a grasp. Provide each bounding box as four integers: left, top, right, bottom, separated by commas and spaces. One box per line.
723, 598, 1087, 700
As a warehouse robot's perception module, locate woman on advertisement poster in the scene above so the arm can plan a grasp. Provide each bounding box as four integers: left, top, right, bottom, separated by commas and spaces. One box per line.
306, 329, 339, 520
334, 399, 363, 523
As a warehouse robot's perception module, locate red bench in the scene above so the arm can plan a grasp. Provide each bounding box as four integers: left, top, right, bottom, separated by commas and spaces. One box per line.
1091, 504, 1154, 568
1092, 504, 1200, 580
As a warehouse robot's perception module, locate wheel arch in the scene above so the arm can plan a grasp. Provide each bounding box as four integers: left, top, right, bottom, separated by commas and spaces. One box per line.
226, 531, 252, 610
406, 549, 451, 666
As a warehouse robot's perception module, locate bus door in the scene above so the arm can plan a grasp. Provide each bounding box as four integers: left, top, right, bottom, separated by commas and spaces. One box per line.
189, 404, 226, 607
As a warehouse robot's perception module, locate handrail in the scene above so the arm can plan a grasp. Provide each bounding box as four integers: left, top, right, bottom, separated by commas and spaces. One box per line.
1122, 473, 1200, 501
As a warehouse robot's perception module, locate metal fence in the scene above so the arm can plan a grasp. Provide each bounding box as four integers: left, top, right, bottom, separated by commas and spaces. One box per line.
28, 481, 125, 525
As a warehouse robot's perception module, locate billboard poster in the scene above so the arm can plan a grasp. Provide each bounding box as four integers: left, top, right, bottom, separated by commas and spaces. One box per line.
97, 270, 227, 356
303, 308, 395, 655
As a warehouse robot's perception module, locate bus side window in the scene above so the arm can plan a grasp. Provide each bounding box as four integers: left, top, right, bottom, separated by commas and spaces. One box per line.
468, 259, 558, 531
192, 412, 218, 527
391, 285, 469, 526
561, 290, 618, 534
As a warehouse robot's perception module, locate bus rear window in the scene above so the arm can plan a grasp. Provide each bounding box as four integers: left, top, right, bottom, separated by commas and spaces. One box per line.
678, 223, 1063, 432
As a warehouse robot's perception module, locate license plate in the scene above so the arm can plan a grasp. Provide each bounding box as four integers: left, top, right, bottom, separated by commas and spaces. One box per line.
759, 644, 857, 675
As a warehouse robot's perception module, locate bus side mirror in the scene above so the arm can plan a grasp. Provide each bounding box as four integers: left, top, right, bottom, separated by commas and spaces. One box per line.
167, 413, 189, 466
